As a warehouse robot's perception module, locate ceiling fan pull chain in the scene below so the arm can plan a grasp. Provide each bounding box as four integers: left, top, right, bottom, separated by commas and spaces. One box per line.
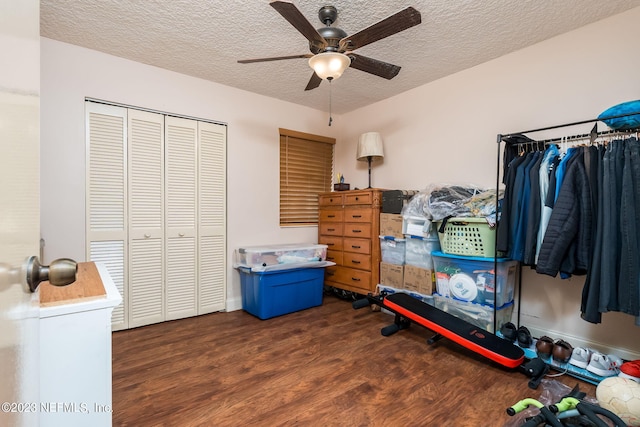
328, 78, 333, 126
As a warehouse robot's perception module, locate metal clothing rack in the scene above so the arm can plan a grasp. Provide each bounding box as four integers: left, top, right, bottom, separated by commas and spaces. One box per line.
492, 110, 640, 333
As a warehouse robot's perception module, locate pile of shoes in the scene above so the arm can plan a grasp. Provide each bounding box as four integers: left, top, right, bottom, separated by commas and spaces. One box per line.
500, 322, 637, 379
500, 322, 535, 348
564, 345, 623, 376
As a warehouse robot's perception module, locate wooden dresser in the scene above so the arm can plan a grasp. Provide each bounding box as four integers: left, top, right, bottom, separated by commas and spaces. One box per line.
318, 188, 382, 295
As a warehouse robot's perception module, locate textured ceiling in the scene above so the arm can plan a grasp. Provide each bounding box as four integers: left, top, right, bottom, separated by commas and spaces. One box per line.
40, 0, 640, 114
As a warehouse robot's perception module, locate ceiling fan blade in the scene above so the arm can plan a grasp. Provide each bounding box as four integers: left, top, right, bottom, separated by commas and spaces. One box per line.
348, 53, 401, 80
270, 1, 327, 50
238, 54, 312, 64
339, 7, 421, 51
304, 72, 322, 91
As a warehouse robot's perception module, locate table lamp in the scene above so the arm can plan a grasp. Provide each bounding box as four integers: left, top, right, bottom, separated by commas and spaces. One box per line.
356, 132, 384, 188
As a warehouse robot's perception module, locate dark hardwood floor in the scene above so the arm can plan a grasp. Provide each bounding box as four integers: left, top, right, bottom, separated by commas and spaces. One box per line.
112, 294, 597, 426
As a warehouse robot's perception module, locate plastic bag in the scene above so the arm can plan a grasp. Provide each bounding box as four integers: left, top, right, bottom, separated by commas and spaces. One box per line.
401, 184, 484, 221
402, 184, 503, 223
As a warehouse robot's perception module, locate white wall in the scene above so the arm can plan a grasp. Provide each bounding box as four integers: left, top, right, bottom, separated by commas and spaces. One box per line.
339, 7, 640, 359
40, 38, 339, 308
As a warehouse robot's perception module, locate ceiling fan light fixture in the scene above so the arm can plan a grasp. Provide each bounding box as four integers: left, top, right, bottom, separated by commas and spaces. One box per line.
308, 52, 350, 80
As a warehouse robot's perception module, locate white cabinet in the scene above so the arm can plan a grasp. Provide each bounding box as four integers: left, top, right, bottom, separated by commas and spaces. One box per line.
39, 262, 121, 427
86, 101, 227, 330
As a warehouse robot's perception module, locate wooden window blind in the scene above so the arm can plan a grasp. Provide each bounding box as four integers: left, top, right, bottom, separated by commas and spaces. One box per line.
279, 128, 335, 226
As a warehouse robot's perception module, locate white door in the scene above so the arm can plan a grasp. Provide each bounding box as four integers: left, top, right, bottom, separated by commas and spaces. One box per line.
198, 121, 227, 314
0, 1, 42, 426
165, 117, 198, 320
128, 109, 165, 327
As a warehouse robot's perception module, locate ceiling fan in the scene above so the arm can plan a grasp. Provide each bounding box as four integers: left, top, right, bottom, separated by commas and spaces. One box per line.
238, 1, 422, 91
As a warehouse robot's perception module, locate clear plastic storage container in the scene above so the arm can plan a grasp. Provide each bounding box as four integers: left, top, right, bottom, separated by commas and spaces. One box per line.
379, 236, 406, 265
404, 234, 441, 269
234, 243, 327, 270
432, 250, 518, 307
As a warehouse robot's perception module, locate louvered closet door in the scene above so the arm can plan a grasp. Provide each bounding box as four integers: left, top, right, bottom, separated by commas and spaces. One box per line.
128, 110, 165, 328
198, 121, 227, 314
85, 102, 128, 331
165, 116, 198, 320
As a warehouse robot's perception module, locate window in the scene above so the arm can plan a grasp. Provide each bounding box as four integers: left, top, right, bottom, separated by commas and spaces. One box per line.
279, 128, 335, 226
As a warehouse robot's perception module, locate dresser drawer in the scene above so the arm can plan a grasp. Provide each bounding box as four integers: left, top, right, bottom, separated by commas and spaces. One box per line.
344, 192, 372, 205
343, 237, 371, 255
319, 209, 343, 222
319, 235, 343, 251
343, 222, 372, 238
343, 252, 371, 271
319, 194, 344, 206
325, 249, 343, 265
344, 207, 372, 222
329, 266, 372, 288
319, 222, 343, 236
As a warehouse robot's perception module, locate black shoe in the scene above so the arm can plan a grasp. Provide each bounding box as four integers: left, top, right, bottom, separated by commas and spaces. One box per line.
517, 326, 532, 348
500, 322, 517, 342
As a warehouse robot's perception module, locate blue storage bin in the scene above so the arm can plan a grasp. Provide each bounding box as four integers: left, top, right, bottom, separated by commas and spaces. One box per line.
238, 266, 325, 319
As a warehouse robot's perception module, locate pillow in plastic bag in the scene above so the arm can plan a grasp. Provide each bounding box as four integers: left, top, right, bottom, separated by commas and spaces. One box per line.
598, 100, 640, 130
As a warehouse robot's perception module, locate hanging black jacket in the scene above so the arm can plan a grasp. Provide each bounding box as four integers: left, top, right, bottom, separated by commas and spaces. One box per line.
536, 149, 592, 277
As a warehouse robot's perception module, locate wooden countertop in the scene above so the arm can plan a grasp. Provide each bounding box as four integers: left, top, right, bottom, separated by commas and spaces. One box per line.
40, 261, 107, 307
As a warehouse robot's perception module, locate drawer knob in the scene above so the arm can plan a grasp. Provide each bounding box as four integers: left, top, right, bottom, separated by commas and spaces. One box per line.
352, 215, 362, 218
351, 277, 361, 282
352, 260, 361, 264
355, 197, 359, 201
328, 228, 335, 232
352, 229, 362, 233
328, 215, 335, 218
352, 245, 361, 249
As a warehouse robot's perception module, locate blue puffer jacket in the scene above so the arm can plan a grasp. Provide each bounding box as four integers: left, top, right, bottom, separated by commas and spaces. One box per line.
536, 151, 592, 277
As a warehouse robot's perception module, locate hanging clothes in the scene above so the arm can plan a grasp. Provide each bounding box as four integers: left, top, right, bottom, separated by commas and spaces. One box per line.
536, 146, 592, 277
511, 151, 541, 262
581, 137, 640, 323
499, 133, 640, 324
535, 145, 560, 264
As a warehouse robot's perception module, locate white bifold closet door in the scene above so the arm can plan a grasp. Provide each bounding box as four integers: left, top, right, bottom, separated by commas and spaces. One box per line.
86, 101, 226, 331
165, 117, 198, 321
198, 121, 227, 314
128, 110, 165, 328
86, 103, 128, 330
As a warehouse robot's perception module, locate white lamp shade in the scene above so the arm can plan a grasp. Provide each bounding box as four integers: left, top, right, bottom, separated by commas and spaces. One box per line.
357, 132, 384, 160
308, 52, 351, 80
